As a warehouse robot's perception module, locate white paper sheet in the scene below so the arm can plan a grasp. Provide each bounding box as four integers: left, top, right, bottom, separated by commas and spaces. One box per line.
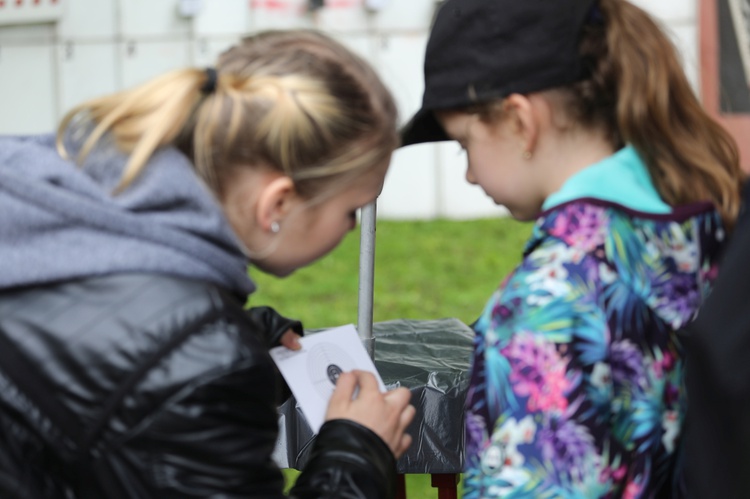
269, 324, 386, 433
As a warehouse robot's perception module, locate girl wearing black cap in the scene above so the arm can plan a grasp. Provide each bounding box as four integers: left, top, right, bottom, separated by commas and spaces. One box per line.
0, 30, 414, 497
402, 0, 744, 497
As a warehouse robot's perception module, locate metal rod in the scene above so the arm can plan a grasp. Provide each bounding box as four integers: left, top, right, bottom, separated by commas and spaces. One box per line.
357, 201, 377, 359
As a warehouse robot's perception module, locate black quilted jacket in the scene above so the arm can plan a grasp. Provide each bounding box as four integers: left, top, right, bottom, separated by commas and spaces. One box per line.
0, 273, 396, 498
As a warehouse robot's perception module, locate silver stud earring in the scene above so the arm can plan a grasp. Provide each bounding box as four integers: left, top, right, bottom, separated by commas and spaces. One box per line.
270, 221, 280, 234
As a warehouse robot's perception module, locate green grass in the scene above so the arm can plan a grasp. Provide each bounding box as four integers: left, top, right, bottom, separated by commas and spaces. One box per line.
248, 218, 533, 328
249, 217, 534, 497
281, 470, 464, 498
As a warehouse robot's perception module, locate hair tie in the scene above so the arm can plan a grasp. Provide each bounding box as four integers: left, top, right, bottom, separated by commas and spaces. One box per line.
201, 67, 218, 94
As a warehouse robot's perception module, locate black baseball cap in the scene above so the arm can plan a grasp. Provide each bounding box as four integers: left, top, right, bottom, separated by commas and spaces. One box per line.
400, 0, 597, 147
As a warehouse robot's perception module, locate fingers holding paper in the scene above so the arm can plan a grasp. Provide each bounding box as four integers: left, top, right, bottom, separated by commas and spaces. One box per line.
326, 370, 415, 459
279, 329, 302, 350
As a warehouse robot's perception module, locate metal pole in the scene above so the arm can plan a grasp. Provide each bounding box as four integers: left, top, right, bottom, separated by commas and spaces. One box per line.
357, 200, 377, 359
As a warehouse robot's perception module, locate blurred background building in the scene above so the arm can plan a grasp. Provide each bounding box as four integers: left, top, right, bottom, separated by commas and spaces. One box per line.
0, 0, 744, 220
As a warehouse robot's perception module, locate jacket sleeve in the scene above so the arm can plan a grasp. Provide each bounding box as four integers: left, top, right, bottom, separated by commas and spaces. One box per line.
245, 305, 303, 348
108, 316, 394, 499
245, 305, 303, 401
290, 420, 398, 499
110, 356, 290, 498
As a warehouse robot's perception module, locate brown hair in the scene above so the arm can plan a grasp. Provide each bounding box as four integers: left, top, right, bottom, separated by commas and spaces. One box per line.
57, 30, 398, 200
478, 0, 744, 230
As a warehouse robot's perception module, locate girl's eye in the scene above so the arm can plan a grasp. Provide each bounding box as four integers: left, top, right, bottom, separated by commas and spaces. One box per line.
349, 210, 358, 220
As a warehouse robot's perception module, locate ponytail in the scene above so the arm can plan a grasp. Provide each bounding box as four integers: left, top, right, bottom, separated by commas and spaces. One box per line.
571, 0, 744, 231
57, 68, 210, 193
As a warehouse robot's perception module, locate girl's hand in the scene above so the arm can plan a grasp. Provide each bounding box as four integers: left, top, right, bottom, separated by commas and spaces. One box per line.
325, 370, 415, 458
280, 329, 301, 350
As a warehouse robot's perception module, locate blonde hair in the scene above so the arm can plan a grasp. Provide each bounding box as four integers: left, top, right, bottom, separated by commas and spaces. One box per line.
475, 0, 744, 231
57, 30, 398, 199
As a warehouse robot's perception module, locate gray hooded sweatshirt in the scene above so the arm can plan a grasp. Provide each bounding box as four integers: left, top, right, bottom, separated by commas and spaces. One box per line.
0, 133, 256, 295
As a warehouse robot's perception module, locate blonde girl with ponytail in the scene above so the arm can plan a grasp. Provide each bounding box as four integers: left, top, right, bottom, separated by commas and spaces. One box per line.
0, 30, 413, 498
402, 0, 744, 497
58, 29, 400, 276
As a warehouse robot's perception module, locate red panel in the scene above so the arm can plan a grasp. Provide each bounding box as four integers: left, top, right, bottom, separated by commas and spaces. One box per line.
431, 474, 460, 499
325, 0, 361, 7
395, 475, 407, 499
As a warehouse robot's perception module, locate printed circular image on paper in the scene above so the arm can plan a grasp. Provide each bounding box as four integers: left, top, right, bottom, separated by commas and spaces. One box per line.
307, 342, 356, 400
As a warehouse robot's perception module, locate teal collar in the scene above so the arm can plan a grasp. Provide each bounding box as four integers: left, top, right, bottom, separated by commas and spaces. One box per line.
542, 145, 671, 214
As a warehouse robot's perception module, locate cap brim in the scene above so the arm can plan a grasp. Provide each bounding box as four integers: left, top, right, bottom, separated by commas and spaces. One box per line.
399, 107, 450, 148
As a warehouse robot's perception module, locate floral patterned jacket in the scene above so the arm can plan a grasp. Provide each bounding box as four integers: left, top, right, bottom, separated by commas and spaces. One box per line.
463, 150, 726, 498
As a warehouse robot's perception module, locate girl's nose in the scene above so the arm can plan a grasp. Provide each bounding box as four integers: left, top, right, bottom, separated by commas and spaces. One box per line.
465, 168, 477, 185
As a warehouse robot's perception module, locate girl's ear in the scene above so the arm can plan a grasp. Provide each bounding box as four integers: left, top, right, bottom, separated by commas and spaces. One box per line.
255, 175, 297, 232
504, 93, 539, 154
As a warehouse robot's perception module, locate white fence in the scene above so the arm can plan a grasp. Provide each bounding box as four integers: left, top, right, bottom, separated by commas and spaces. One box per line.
0, 0, 698, 219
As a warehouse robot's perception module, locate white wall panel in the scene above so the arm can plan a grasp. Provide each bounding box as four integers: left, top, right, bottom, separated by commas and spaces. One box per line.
667, 23, 701, 95
378, 144, 439, 219
57, 0, 117, 39
0, 43, 56, 133
119, 40, 191, 88
195, 0, 249, 37
0, 0, 63, 26
0, 0, 708, 220
375, 33, 427, 126
436, 142, 508, 219
314, 1, 370, 33
0, 23, 54, 43
249, 0, 313, 31
192, 36, 241, 68
58, 42, 118, 112
630, 0, 696, 23
372, 0, 435, 32
119, 0, 191, 38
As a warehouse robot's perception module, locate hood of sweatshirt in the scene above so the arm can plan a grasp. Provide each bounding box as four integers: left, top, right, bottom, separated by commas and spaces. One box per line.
0, 133, 255, 295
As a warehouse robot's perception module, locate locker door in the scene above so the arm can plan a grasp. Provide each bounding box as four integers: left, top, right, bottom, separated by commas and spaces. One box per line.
0, 43, 57, 133
58, 41, 117, 111
120, 39, 191, 88
249, 0, 312, 30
